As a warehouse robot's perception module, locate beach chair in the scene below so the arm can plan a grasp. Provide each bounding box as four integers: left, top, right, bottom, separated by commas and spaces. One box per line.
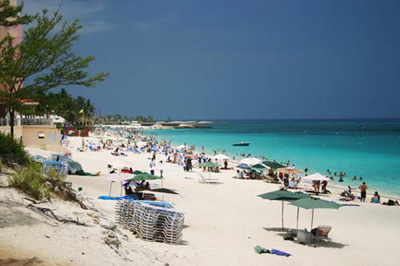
197, 173, 220, 184
312, 225, 332, 242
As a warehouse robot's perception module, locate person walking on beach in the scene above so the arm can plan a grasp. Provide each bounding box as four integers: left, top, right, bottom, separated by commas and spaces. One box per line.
159, 161, 164, 177
150, 159, 156, 175
359, 182, 368, 202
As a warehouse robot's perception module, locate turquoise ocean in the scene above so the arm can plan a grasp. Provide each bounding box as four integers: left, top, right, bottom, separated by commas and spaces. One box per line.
147, 119, 400, 196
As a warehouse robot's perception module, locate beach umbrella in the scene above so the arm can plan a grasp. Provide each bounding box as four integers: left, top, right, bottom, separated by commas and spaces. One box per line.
250, 163, 270, 171
289, 197, 342, 230
129, 172, 164, 189
258, 189, 309, 230
213, 154, 229, 160
128, 172, 163, 181
263, 161, 285, 170
240, 158, 262, 166
277, 166, 302, 175
198, 162, 220, 168
132, 170, 143, 175
198, 162, 221, 179
136, 141, 147, 147
176, 144, 186, 149
237, 163, 251, 169
104, 173, 134, 196
302, 173, 330, 182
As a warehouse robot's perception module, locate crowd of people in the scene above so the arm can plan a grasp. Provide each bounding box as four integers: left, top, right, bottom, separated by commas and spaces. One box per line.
85, 128, 400, 208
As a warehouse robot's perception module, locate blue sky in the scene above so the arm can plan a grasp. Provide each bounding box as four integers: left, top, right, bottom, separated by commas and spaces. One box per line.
24, 0, 400, 120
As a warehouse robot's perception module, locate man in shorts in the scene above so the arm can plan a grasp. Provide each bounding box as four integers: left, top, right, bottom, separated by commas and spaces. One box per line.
358, 182, 368, 202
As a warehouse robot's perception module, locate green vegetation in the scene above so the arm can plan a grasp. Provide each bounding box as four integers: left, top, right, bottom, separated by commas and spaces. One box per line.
33, 88, 96, 124
0, 4, 108, 137
9, 162, 80, 201
0, 0, 32, 26
98, 114, 155, 125
9, 162, 51, 200
0, 132, 29, 167
0, 132, 65, 200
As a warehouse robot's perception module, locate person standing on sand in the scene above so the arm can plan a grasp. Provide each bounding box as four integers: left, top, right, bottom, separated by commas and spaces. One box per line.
359, 182, 368, 202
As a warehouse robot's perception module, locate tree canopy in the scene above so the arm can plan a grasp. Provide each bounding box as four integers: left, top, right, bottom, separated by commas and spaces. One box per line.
32, 88, 96, 124
0, 0, 31, 26
0, 4, 108, 136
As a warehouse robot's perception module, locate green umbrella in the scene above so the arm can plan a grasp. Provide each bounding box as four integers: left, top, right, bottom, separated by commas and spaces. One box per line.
250, 163, 268, 172
198, 162, 221, 179
198, 162, 220, 168
262, 161, 285, 170
289, 197, 341, 230
128, 172, 163, 181
132, 170, 143, 175
258, 189, 309, 230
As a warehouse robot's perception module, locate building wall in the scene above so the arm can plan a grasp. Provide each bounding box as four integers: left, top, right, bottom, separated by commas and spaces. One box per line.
21, 126, 63, 152
0, 125, 23, 138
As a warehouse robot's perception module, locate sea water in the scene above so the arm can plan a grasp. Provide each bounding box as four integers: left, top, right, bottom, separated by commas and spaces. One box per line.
147, 119, 400, 196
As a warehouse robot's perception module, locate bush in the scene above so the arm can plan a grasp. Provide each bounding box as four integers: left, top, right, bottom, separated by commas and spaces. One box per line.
9, 162, 51, 200
9, 161, 68, 200
0, 132, 29, 167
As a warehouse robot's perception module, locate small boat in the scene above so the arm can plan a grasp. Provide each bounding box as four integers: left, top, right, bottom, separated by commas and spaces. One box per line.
232, 142, 250, 147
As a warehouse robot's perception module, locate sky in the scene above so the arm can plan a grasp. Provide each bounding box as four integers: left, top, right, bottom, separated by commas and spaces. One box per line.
23, 0, 400, 120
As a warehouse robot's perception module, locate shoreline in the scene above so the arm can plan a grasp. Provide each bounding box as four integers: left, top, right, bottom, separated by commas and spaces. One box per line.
140, 129, 400, 201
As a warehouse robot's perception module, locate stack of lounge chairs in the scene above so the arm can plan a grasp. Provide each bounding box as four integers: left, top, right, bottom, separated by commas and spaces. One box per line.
42, 160, 68, 177
115, 200, 184, 244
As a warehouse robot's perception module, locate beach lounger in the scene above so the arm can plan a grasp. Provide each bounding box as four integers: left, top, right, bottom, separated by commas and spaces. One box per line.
312, 225, 332, 242
197, 173, 220, 184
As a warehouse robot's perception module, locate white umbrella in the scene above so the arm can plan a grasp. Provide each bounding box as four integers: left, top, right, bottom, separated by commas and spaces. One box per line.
302, 173, 330, 182
176, 144, 186, 149
104, 173, 134, 196
240, 157, 262, 166
136, 141, 147, 147
213, 154, 229, 160
104, 173, 133, 182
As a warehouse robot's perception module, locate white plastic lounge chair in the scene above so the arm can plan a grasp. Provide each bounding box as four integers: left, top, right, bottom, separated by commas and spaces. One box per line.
312, 225, 332, 242
197, 173, 220, 184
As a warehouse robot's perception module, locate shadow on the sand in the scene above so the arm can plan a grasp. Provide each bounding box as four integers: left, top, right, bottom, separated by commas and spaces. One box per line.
262, 227, 290, 232
0, 257, 43, 266
308, 241, 347, 249
0, 201, 41, 228
262, 227, 347, 249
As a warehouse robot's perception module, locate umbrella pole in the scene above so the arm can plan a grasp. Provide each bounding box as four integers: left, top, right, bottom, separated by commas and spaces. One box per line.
296, 207, 299, 230
281, 201, 284, 230
311, 209, 314, 230
109, 181, 112, 197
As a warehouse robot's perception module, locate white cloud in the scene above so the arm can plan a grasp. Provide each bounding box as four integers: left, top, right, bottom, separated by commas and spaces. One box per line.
22, 0, 113, 34
80, 20, 114, 33
132, 14, 178, 31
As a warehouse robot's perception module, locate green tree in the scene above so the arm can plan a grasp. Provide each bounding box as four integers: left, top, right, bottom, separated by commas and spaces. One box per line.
0, 7, 108, 137
0, 0, 31, 26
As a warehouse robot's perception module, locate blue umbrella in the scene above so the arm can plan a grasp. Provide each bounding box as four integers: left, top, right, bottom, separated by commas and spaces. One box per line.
237, 163, 251, 169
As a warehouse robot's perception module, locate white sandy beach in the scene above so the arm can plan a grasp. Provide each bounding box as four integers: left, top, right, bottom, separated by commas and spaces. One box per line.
1, 135, 400, 266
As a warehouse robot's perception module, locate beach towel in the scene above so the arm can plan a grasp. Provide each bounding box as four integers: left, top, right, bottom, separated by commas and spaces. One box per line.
271, 249, 291, 257
98, 195, 137, 201
254, 245, 271, 254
